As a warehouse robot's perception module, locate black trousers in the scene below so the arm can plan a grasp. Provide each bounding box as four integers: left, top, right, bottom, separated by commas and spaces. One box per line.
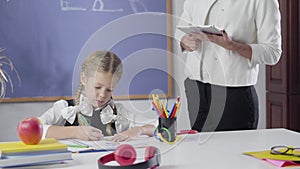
184, 78, 259, 132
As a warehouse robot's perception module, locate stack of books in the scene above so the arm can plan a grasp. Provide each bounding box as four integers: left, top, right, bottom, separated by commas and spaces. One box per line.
0, 138, 72, 168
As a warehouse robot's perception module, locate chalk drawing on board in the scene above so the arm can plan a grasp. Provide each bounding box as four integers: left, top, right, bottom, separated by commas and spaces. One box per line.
92, 0, 123, 12
58, 0, 147, 13
60, 0, 123, 12
60, 0, 87, 11
129, 0, 148, 13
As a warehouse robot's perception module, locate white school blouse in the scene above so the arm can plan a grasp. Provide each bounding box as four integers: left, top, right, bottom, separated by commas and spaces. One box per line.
39, 96, 136, 139
175, 0, 282, 86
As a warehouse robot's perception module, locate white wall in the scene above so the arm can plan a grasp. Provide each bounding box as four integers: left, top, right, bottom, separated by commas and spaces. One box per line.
0, 1, 266, 142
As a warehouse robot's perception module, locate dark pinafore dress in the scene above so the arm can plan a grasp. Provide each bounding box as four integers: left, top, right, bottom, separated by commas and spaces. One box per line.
64, 100, 117, 136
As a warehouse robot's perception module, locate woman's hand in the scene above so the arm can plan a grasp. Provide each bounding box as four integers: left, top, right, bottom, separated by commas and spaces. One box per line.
202, 30, 233, 50
110, 126, 143, 142
181, 31, 251, 59
75, 126, 104, 141
203, 31, 252, 60
180, 33, 203, 51
181, 31, 233, 51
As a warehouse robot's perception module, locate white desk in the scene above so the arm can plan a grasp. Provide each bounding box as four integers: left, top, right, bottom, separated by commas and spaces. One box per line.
10, 128, 300, 169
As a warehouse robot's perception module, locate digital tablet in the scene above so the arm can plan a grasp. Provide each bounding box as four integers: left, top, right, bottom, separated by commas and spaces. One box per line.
177, 25, 223, 36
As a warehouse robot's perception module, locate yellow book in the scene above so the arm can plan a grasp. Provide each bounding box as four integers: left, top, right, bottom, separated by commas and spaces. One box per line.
0, 138, 67, 154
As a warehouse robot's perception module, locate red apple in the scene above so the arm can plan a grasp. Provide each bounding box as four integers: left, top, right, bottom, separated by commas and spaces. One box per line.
17, 117, 43, 145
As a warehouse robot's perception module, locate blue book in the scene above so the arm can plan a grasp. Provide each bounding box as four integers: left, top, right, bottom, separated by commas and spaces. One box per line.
0, 150, 72, 168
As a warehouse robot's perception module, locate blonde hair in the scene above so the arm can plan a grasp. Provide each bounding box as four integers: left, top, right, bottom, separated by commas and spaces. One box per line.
75, 50, 123, 105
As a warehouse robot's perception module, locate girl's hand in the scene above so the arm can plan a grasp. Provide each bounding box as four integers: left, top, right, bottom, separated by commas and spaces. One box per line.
110, 126, 143, 142
75, 126, 103, 141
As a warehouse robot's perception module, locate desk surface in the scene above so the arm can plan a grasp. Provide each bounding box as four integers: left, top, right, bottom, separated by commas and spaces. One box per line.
7, 128, 300, 169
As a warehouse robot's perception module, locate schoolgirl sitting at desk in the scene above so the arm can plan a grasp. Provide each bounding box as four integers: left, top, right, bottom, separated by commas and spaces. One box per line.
39, 50, 155, 142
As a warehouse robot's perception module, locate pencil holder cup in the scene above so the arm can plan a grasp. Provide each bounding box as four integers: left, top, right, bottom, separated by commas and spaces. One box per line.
157, 117, 177, 142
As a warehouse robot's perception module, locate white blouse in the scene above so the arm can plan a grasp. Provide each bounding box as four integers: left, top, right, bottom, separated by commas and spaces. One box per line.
39, 96, 136, 138
175, 0, 282, 86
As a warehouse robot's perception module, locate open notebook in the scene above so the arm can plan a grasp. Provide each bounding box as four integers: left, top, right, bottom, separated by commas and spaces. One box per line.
60, 136, 151, 153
